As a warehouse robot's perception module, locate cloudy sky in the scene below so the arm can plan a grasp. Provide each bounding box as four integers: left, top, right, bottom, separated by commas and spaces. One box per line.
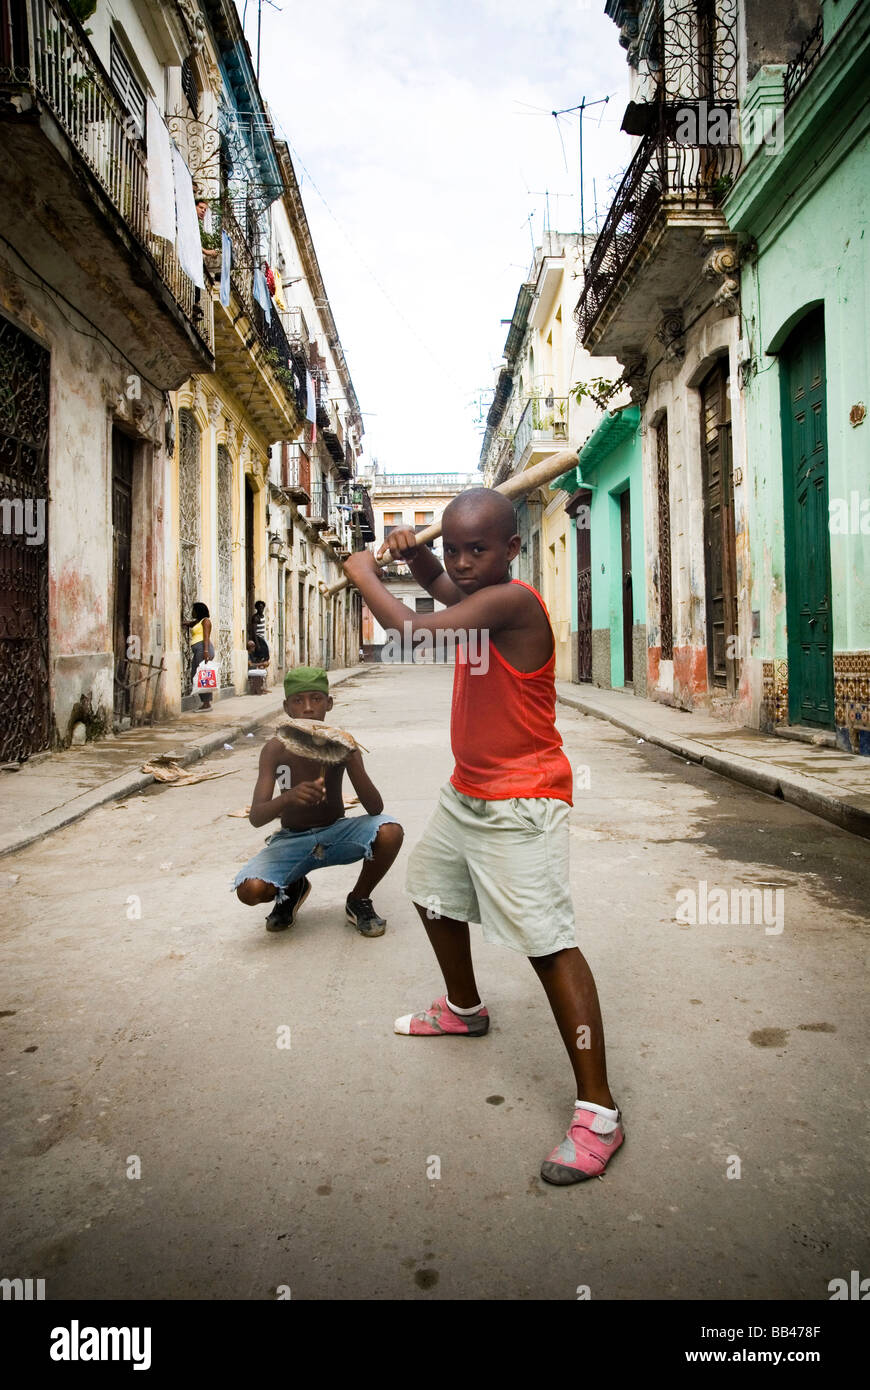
237, 0, 630, 475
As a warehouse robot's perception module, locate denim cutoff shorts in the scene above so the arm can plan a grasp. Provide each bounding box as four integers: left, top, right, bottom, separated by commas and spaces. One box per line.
232, 814, 398, 903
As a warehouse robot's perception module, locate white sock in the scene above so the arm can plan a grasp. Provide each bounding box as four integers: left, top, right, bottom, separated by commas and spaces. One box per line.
446, 995, 484, 1016
576, 1099, 619, 1120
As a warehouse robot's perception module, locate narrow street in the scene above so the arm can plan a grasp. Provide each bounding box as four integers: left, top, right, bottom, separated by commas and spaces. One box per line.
1, 665, 867, 1301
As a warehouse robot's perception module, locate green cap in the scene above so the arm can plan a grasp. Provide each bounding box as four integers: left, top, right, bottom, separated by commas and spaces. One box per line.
283, 666, 330, 698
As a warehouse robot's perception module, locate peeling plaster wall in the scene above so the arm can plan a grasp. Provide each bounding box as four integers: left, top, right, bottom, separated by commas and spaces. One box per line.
642, 308, 747, 715
0, 244, 168, 743
740, 129, 870, 663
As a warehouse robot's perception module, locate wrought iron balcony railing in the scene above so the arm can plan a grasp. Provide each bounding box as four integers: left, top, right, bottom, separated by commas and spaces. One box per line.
784, 13, 823, 107
213, 197, 304, 413
0, 0, 213, 351
574, 129, 742, 344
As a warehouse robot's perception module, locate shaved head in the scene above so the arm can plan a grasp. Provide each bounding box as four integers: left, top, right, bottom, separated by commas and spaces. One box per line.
442, 488, 517, 542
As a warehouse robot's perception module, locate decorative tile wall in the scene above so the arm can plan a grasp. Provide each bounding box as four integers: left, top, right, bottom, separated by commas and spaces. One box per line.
834, 651, 870, 755
762, 659, 789, 728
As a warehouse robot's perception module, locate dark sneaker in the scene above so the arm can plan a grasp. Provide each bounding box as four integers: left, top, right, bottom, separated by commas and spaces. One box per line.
345, 895, 386, 937
265, 876, 311, 932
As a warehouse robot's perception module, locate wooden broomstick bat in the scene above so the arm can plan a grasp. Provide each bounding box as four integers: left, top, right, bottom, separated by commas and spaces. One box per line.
325, 447, 581, 597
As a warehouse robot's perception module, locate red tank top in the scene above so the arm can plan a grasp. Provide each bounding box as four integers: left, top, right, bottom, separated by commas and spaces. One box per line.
449, 580, 573, 804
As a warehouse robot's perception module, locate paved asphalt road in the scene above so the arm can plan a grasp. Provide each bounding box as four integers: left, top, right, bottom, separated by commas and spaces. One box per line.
1, 665, 868, 1300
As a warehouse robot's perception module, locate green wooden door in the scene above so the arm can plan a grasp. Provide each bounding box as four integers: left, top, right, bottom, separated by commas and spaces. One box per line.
782, 308, 834, 728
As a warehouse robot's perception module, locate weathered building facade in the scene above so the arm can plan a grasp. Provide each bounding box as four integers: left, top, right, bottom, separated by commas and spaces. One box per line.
724, 0, 870, 753
167, 1, 368, 709
577, 0, 827, 732
0, 0, 370, 757
0, 0, 214, 757
480, 233, 623, 681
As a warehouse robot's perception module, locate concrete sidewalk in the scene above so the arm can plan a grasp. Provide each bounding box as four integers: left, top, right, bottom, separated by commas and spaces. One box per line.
0, 665, 368, 860
557, 681, 870, 840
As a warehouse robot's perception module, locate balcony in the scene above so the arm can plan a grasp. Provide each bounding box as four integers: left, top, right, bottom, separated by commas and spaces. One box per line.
322, 399, 347, 468
784, 13, 823, 107
574, 128, 742, 356
342, 482, 376, 545
284, 305, 310, 357
370, 473, 475, 494
304, 486, 329, 530
210, 198, 302, 439
0, 0, 214, 386
512, 395, 571, 468
277, 441, 310, 504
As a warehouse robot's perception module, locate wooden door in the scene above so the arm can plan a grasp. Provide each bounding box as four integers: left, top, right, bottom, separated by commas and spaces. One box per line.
111, 430, 134, 717
782, 308, 834, 727
575, 493, 592, 682
620, 489, 634, 685
701, 360, 738, 692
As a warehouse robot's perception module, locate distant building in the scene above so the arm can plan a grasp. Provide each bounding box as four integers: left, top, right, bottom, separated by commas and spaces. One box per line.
357, 472, 474, 657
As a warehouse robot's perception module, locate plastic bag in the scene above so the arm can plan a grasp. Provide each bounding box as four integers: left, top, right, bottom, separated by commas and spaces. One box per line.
195, 661, 218, 691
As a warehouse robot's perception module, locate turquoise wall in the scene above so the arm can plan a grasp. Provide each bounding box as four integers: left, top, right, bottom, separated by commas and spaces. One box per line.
740, 127, 870, 657
726, 2, 870, 660
579, 418, 644, 688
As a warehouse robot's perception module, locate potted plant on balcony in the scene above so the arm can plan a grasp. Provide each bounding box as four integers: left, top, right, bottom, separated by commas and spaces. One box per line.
553, 398, 568, 440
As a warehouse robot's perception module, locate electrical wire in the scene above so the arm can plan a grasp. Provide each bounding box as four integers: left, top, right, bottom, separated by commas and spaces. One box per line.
0, 230, 173, 396
282, 137, 466, 395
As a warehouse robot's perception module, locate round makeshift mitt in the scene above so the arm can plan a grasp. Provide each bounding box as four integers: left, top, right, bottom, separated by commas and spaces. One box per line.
275, 718, 367, 764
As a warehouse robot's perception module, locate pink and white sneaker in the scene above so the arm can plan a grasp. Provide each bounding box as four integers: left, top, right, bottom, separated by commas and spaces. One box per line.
394, 995, 490, 1037
540, 1105, 624, 1185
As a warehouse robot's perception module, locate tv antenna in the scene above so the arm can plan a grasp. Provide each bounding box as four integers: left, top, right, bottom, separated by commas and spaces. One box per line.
550, 95, 610, 273
242, 0, 284, 81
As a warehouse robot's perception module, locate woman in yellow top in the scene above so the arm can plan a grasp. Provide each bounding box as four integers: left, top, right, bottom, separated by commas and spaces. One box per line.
184, 601, 215, 710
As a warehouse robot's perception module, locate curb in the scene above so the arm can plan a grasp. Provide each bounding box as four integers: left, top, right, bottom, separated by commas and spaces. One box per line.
0, 667, 368, 861
557, 690, 870, 841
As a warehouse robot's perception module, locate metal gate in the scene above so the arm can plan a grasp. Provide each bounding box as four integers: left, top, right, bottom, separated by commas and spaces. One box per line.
0, 315, 51, 762
216, 443, 233, 687
178, 407, 201, 696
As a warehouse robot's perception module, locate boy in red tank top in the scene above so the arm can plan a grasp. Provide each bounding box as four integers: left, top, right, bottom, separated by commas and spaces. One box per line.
343, 486, 623, 1184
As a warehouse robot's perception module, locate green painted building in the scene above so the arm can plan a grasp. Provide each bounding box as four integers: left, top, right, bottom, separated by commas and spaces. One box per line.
725, 0, 870, 753
553, 405, 645, 692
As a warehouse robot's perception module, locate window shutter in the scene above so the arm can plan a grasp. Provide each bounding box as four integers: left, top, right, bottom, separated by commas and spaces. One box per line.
110, 34, 145, 138
181, 56, 199, 119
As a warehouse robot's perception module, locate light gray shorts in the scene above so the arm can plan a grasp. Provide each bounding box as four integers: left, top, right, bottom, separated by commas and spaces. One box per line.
405, 782, 577, 958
